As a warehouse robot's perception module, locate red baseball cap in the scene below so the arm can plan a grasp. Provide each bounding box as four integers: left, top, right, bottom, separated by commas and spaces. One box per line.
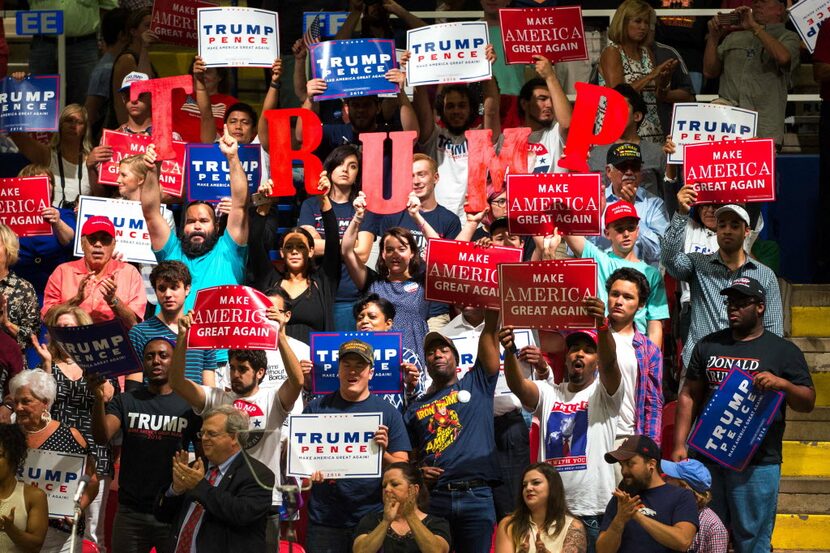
604, 200, 640, 228
81, 216, 116, 238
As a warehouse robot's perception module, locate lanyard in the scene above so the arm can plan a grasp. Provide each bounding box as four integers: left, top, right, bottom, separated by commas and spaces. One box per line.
56, 145, 83, 208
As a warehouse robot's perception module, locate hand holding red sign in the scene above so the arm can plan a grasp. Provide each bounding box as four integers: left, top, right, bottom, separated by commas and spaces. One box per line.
0, 177, 52, 237
683, 138, 776, 204
100, 131, 186, 197
499, 7, 589, 65
186, 285, 279, 350
507, 173, 602, 236
499, 259, 597, 329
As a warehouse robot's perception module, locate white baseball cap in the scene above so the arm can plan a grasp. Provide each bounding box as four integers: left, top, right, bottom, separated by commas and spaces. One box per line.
714, 204, 751, 226
119, 71, 149, 92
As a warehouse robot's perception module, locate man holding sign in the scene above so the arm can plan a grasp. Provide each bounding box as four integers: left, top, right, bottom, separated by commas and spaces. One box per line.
672, 277, 814, 553
302, 339, 410, 553
170, 312, 302, 549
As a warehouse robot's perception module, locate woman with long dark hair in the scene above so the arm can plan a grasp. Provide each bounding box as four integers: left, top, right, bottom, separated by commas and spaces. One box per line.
0, 424, 48, 553
353, 462, 451, 553
496, 463, 587, 553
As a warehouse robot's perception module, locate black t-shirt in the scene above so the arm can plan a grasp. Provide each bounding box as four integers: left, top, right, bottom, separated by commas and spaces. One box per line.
686, 329, 813, 465
354, 511, 452, 552
106, 389, 201, 512
600, 484, 698, 553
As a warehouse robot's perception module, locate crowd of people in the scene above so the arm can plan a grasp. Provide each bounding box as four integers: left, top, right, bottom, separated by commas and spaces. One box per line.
0, 0, 823, 552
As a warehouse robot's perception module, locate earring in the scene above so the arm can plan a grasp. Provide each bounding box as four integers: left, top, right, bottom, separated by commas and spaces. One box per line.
41, 411, 52, 423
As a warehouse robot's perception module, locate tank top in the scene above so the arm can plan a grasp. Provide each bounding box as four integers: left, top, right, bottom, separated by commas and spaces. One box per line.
527, 514, 577, 553
0, 481, 28, 553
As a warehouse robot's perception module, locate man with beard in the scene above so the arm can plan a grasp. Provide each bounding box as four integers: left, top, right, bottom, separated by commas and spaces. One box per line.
596, 435, 698, 553
661, 196, 783, 373
127, 261, 215, 388
141, 127, 248, 313
672, 277, 814, 553
413, 48, 499, 223
500, 297, 623, 553
589, 143, 669, 267
90, 338, 201, 553
168, 311, 303, 549
403, 309, 502, 553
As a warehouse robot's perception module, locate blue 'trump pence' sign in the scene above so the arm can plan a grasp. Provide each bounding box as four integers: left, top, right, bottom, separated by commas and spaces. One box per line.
688, 367, 784, 471
309, 39, 397, 101
187, 143, 262, 201
0, 75, 60, 132
310, 331, 403, 394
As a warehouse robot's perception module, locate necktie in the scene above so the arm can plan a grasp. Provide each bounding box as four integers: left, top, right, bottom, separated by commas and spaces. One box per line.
175, 466, 220, 553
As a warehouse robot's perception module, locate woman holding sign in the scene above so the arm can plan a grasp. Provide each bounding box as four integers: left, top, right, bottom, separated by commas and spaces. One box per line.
0, 224, 40, 369
9, 369, 98, 553
0, 424, 48, 553
353, 462, 451, 553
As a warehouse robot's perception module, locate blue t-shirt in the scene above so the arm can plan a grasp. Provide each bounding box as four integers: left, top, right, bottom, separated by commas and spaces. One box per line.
404, 363, 500, 488
303, 391, 411, 528
155, 231, 248, 313
128, 317, 216, 384
600, 483, 699, 553
581, 240, 669, 333
297, 196, 361, 303
366, 270, 429, 368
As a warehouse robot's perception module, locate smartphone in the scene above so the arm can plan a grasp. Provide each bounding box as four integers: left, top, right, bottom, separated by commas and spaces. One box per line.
720, 11, 742, 27
251, 192, 272, 206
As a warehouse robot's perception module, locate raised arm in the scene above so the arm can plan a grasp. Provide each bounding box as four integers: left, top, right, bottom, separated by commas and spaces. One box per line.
341, 192, 370, 291
383, 0, 427, 29
478, 308, 501, 376
534, 55, 571, 139
295, 79, 326, 144
406, 193, 439, 239
170, 316, 207, 411
276, 322, 303, 413
89, 376, 122, 445
586, 297, 622, 395
498, 326, 540, 409
482, 45, 501, 142
703, 17, 725, 79
660, 209, 695, 282
140, 145, 171, 250
219, 126, 249, 246
193, 56, 219, 144
257, 57, 283, 153
413, 85, 435, 145
386, 66, 419, 135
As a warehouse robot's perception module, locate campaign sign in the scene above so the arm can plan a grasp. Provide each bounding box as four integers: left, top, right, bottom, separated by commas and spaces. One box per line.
499, 259, 597, 329
18, 450, 85, 518
198, 7, 279, 68
74, 196, 165, 265
668, 103, 758, 164
100, 130, 186, 197
187, 285, 279, 350
309, 39, 397, 101
406, 22, 491, 86
151, 0, 217, 47
499, 7, 588, 64
310, 331, 403, 394
789, 0, 830, 53
303, 11, 349, 39
287, 413, 382, 479
683, 138, 776, 204
48, 320, 142, 378
187, 143, 262, 201
0, 75, 60, 132
0, 176, 52, 237
506, 173, 602, 236
380, 49, 414, 99
688, 367, 784, 471
451, 327, 534, 396
424, 239, 522, 309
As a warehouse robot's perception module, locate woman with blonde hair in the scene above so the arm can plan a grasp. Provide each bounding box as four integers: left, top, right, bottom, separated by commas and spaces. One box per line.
599, 0, 676, 143
8, 100, 108, 207
0, 224, 40, 372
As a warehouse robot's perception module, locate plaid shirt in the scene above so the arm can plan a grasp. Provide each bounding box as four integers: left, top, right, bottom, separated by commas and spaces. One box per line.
632, 329, 663, 444
691, 507, 729, 553
661, 212, 783, 367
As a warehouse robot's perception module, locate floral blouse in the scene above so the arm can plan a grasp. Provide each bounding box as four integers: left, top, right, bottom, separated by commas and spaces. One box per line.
0, 271, 40, 368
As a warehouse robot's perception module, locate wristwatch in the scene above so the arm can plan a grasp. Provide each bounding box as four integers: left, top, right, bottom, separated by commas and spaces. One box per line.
109, 297, 120, 308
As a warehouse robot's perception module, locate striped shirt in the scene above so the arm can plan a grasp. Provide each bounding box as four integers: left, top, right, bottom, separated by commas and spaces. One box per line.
661, 212, 783, 368
128, 317, 216, 384
632, 329, 663, 444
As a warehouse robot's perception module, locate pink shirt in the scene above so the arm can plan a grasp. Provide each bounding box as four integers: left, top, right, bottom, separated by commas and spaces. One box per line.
42, 258, 147, 324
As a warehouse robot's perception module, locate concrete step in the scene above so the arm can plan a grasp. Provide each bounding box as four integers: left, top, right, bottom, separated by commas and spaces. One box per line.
778, 477, 830, 515
782, 441, 830, 477
789, 337, 830, 372
792, 307, 830, 337
784, 408, 830, 441
772, 514, 830, 551
789, 284, 830, 307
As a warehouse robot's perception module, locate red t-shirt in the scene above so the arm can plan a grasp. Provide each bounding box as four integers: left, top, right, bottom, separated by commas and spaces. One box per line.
814, 23, 830, 101
171, 90, 239, 143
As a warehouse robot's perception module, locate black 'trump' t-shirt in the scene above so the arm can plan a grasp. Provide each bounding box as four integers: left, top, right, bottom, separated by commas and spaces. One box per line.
107, 389, 201, 512
686, 329, 813, 465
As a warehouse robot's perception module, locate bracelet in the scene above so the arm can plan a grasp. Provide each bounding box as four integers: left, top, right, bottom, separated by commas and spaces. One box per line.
663, 175, 678, 184
270, 81, 282, 90
109, 297, 120, 308
597, 318, 610, 332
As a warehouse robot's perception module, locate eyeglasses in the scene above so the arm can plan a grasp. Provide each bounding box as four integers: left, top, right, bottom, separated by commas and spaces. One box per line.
489, 198, 507, 207
196, 430, 229, 440
723, 297, 758, 309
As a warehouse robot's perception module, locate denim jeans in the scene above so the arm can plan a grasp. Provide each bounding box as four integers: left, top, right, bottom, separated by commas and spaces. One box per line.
492, 410, 530, 521
305, 523, 356, 553
708, 463, 780, 553
333, 301, 356, 332
580, 515, 603, 553
429, 486, 497, 553
29, 36, 99, 106
111, 505, 175, 553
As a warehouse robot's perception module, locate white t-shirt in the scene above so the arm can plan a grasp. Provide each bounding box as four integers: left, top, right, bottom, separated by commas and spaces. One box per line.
532, 378, 624, 516
421, 126, 468, 222
612, 330, 638, 438
199, 385, 289, 505
527, 126, 566, 174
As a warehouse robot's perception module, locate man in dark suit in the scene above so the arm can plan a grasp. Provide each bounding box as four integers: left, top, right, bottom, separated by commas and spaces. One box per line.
154, 405, 275, 553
